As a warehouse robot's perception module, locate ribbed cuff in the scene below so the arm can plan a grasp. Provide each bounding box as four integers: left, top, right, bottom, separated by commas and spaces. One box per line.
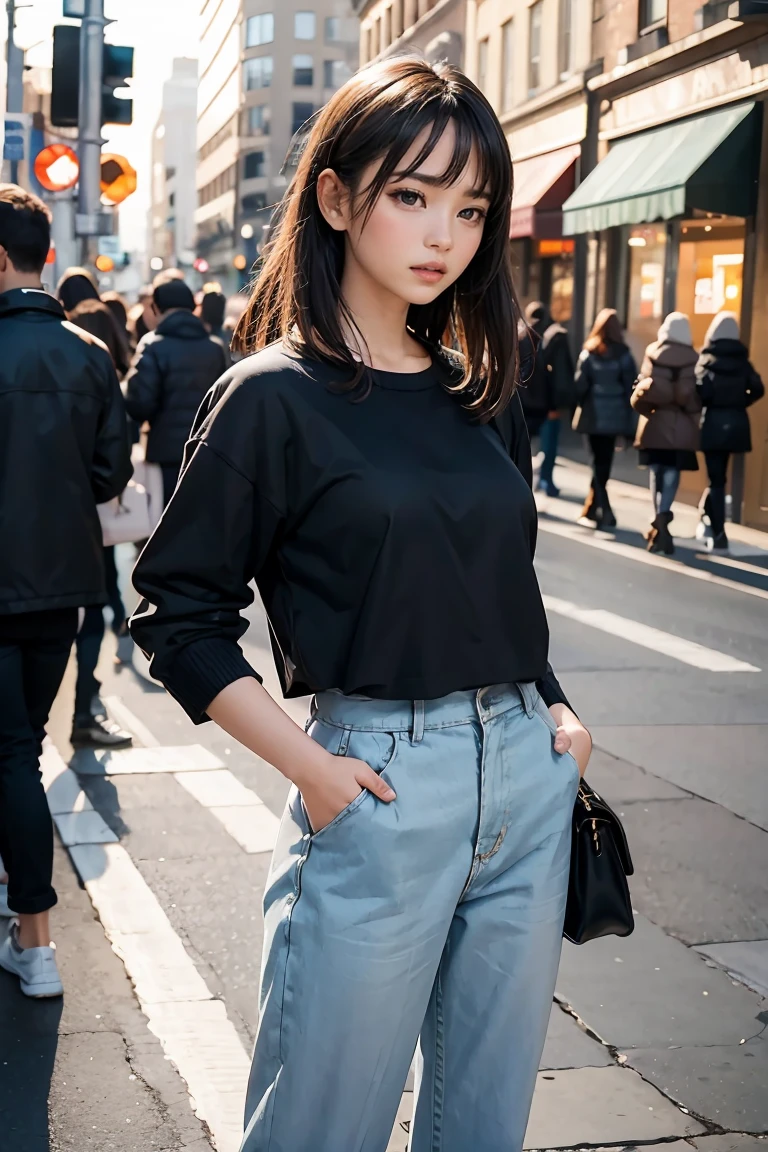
168, 638, 262, 724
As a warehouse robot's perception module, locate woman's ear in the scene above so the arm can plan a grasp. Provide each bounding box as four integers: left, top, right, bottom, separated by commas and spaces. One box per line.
316, 168, 350, 232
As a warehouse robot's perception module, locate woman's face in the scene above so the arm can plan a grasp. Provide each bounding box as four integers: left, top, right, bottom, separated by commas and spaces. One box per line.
320, 121, 490, 308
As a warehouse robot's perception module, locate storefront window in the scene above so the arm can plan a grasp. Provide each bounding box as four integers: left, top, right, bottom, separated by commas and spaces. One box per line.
676, 217, 745, 348
626, 225, 666, 362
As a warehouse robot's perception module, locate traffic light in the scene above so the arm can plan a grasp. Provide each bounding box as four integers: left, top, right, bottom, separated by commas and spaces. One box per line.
50, 25, 80, 128
102, 43, 133, 126
50, 28, 133, 129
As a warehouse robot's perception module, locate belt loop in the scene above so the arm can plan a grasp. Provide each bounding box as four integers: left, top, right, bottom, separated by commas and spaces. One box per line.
519, 682, 536, 718
304, 696, 318, 733
338, 726, 352, 755
411, 699, 425, 745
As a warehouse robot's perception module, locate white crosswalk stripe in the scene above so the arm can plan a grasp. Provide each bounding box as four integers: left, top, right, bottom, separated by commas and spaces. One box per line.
543, 595, 760, 673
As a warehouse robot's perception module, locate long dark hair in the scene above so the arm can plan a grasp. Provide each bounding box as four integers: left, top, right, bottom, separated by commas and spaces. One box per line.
67, 298, 130, 375
234, 57, 520, 421
584, 308, 625, 355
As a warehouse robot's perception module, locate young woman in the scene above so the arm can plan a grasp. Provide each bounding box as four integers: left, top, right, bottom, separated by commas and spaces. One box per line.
573, 309, 637, 529
129, 58, 592, 1152
696, 311, 764, 553
631, 312, 700, 555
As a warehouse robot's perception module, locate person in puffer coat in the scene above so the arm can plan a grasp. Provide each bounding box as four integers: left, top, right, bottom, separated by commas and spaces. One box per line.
631, 312, 701, 555
695, 312, 765, 553
573, 309, 637, 528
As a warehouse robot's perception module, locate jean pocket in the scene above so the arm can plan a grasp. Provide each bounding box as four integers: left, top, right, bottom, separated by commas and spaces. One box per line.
302, 725, 399, 839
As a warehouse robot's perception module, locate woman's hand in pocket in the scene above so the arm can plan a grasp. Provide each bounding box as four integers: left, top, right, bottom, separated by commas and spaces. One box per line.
547, 704, 592, 777
296, 754, 396, 834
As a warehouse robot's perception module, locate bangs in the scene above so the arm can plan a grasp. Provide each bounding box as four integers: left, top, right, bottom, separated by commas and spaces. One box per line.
352, 89, 510, 231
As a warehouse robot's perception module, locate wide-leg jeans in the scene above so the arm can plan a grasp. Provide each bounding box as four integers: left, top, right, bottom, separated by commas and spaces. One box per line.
242, 681, 580, 1152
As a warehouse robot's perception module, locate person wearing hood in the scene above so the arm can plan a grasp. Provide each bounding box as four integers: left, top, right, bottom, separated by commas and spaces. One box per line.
124, 278, 230, 505
573, 309, 637, 528
524, 302, 575, 498
695, 312, 764, 552
631, 312, 701, 555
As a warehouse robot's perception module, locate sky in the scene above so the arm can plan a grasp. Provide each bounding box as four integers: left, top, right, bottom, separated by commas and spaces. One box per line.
10, 0, 199, 250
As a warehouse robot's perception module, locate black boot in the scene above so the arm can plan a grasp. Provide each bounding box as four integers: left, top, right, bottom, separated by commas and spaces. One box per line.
649, 511, 675, 555
595, 485, 617, 529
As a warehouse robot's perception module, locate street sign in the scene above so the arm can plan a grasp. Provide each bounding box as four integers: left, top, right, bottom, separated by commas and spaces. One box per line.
34, 143, 79, 192
97, 235, 122, 259
100, 153, 137, 204
2, 112, 30, 162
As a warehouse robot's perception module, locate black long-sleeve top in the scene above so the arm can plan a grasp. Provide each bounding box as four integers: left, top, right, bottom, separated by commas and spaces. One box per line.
129, 341, 570, 723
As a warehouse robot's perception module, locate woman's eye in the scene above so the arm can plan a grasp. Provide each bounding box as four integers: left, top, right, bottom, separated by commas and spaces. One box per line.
392, 189, 424, 208
458, 206, 486, 222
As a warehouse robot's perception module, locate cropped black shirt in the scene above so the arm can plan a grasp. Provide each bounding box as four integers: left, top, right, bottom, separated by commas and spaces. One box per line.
129, 342, 569, 723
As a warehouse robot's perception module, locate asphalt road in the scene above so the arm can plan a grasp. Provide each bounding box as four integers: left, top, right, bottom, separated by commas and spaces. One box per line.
2, 462, 767, 1152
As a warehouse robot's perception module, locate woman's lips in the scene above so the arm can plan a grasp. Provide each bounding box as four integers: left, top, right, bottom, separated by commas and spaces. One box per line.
410, 266, 446, 283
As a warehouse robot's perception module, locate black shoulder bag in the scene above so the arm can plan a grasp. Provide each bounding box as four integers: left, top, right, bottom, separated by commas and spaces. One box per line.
565, 779, 635, 945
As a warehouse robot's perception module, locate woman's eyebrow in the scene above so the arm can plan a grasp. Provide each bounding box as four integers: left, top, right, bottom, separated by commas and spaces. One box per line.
391, 171, 491, 200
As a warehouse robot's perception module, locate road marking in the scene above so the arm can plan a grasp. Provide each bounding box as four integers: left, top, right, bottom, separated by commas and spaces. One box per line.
538, 517, 768, 603
175, 769, 282, 854
76, 743, 224, 775
42, 739, 249, 1152
542, 595, 761, 673
103, 694, 160, 747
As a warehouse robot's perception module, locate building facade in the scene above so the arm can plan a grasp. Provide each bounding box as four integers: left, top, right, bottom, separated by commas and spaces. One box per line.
148, 58, 199, 275
466, 0, 593, 334
357, 0, 466, 68
562, 0, 768, 526
196, 0, 358, 289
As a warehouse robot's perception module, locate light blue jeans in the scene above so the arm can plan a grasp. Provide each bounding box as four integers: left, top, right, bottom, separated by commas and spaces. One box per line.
242, 682, 580, 1152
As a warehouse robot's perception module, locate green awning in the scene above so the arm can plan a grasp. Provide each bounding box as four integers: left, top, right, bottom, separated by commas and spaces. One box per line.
563, 103, 758, 235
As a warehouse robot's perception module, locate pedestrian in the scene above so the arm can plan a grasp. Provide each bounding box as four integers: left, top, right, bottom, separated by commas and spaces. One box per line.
525, 300, 575, 497
631, 312, 701, 555
0, 185, 132, 996
101, 289, 134, 362
695, 311, 765, 553
129, 58, 592, 1152
57, 267, 131, 375
124, 277, 229, 505
573, 308, 637, 529
198, 286, 232, 366
517, 314, 553, 444
128, 285, 155, 345
66, 300, 134, 746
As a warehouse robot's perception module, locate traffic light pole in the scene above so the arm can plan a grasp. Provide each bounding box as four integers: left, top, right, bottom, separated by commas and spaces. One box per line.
4, 0, 25, 184
76, 0, 106, 257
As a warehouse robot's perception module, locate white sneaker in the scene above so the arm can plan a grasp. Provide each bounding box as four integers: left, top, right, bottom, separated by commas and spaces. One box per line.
696, 517, 713, 542
0, 884, 13, 917
0, 921, 64, 998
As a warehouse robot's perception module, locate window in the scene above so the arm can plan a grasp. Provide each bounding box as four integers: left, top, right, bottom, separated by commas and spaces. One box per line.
244, 150, 266, 179
198, 163, 236, 207
477, 37, 489, 93
248, 104, 271, 135
324, 58, 352, 88
292, 101, 315, 135
639, 0, 667, 30
392, 0, 404, 39
501, 20, 514, 111
383, 5, 391, 48
244, 56, 273, 89
168, 191, 175, 208
295, 11, 315, 38
293, 53, 314, 85
241, 192, 268, 215
198, 116, 237, 162
558, 0, 574, 78
324, 15, 355, 41
528, 1, 542, 95
246, 13, 273, 47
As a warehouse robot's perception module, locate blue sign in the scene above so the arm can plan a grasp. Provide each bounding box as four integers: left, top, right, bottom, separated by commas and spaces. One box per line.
2, 115, 27, 162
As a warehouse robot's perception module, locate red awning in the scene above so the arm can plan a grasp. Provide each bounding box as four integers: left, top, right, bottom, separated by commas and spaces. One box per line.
510, 145, 581, 240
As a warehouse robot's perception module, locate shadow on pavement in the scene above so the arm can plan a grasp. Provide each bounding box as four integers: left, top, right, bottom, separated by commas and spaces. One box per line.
0, 921, 62, 1152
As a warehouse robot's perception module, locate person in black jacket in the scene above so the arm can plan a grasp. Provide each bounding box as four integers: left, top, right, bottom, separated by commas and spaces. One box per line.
124, 278, 229, 504
695, 311, 765, 553
573, 308, 637, 528
0, 185, 132, 997
524, 301, 574, 498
